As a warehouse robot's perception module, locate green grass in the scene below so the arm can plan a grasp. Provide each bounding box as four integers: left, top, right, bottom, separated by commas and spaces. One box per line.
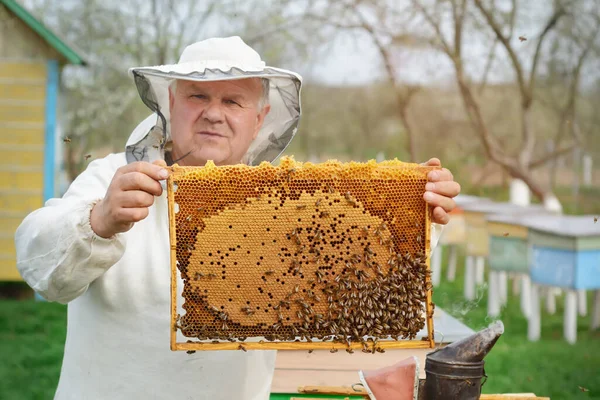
1, 264, 598, 400
0, 300, 67, 400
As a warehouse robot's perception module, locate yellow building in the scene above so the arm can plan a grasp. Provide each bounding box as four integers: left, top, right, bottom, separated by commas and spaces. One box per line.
0, 0, 85, 280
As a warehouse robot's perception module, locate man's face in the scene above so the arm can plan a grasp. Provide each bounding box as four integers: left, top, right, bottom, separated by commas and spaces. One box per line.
168, 78, 270, 166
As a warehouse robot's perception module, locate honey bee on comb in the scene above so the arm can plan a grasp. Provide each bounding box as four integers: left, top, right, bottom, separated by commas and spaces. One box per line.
168, 156, 437, 351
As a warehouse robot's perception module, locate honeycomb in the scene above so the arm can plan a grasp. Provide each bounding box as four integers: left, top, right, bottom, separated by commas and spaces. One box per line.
167, 156, 437, 352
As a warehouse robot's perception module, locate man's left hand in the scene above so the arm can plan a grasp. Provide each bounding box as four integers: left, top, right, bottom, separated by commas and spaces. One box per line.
422, 158, 461, 225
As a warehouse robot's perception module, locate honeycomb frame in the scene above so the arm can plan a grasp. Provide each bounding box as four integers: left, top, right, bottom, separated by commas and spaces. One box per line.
167, 157, 438, 352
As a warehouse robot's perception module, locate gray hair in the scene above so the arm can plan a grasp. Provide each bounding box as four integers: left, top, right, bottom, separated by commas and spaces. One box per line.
169, 78, 270, 110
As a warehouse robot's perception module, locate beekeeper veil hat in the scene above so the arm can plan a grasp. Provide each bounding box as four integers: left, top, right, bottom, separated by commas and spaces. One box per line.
125, 36, 302, 166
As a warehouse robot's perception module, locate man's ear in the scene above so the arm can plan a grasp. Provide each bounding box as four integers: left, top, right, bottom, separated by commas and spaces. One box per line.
169, 84, 175, 111
253, 104, 271, 140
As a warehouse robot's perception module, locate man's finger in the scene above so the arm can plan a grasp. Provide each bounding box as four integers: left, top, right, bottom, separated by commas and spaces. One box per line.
424, 191, 456, 213
431, 206, 450, 225
425, 181, 461, 198
421, 158, 441, 167
119, 161, 169, 182
119, 190, 157, 208
428, 167, 454, 182
120, 172, 163, 196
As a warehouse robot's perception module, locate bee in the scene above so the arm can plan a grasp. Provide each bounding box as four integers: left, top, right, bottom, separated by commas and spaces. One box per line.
312, 249, 321, 263
518, 35, 527, 42
330, 348, 338, 353
315, 270, 324, 283
208, 305, 220, 313
152, 145, 160, 149
265, 270, 275, 276
595, 217, 598, 223
308, 349, 314, 354
194, 272, 205, 280
327, 184, 335, 194
238, 344, 247, 352
272, 323, 282, 331
186, 350, 196, 354
362, 226, 369, 237
346, 348, 354, 354
293, 284, 300, 294
207, 273, 217, 279
285, 167, 296, 182
296, 204, 307, 210
315, 198, 322, 207
319, 211, 330, 218
196, 206, 204, 212
503, 232, 510, 237
186, 215, 193, 222
314, 230, 323, 242
84, 154, 92, 161
62, 136, 71, 143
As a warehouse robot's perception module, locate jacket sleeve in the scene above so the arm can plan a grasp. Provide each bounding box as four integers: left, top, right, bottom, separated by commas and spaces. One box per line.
14, 153, 127, 304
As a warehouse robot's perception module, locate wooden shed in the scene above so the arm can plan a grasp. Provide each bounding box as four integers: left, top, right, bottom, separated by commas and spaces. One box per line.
0, 0, 85, 280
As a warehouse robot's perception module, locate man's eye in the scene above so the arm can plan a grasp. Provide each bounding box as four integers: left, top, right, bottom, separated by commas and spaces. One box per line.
225, 99, 240, 106
192, 94, 207, 99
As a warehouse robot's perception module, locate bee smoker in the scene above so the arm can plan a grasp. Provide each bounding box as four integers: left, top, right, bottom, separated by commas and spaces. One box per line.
424, 321, 504, 400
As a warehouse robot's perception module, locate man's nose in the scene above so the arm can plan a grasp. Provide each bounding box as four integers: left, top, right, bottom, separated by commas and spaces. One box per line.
202, 100, 225, 123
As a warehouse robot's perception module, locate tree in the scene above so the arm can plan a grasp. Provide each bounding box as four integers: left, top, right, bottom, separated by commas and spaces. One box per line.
411, 0, 599, 208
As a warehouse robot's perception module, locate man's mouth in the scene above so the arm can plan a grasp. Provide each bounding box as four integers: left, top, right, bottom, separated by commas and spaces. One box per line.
198, 131, 225, 138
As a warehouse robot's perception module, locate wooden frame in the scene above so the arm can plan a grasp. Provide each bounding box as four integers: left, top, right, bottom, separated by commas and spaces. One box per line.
167, 160, 437, 351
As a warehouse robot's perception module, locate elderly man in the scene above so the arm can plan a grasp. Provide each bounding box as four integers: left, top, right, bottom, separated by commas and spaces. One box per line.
15, 37, 460, 400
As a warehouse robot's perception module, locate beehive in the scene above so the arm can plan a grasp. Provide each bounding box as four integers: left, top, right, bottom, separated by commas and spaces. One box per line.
168, 157, 437, 352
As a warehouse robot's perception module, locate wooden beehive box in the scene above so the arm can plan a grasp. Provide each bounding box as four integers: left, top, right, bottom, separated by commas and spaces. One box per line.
167, 157, 438, 352
438, 195, 490, 246
525, 215, 600, 289
461, 202, 547, 258
486, 213, 552, 274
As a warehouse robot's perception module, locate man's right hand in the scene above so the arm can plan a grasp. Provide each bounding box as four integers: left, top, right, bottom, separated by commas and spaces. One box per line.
90, 160, 169, 238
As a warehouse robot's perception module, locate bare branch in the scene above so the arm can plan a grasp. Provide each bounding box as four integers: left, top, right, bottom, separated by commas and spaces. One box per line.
473, 0, 528, 102
529, 143, 577, 169
411, 0, 454, 57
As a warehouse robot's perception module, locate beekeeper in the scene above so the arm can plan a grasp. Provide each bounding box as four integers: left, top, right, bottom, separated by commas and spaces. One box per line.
14, 36, 460, 400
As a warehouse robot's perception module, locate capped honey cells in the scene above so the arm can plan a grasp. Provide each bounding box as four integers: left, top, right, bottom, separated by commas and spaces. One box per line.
168, 157, 437, 352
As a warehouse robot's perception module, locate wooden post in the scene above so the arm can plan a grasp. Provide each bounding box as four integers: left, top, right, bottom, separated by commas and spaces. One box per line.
499, 271, 508, 306
521, 275, 532, 319
464, 255, 476, 301
475, 256, 485, 285
528, 284, 541, 342
488, 271, 501, 317
447, 245, 457, 282
577, 289, 587, 317
591, 290, 600, 330
564, 290, 577, 344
